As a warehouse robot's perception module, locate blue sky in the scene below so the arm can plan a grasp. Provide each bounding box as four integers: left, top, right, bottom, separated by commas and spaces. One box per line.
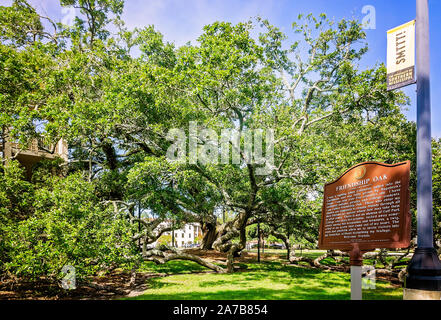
2, 0, 440, 137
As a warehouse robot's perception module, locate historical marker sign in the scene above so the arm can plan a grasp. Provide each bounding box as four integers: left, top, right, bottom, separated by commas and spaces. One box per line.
387, 20, 416, 91
319, 161, 411, 253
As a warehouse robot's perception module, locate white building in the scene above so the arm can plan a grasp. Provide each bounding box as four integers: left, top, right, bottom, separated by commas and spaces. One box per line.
153, 222, 203, 248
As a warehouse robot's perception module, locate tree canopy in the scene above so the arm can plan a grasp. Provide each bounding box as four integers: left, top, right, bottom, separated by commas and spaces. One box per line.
0, 0, 429, 282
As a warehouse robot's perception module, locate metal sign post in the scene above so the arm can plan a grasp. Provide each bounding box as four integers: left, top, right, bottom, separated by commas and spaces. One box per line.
349, 244, 364, 300
350, 266, 362, 300
404, 0, 441, 299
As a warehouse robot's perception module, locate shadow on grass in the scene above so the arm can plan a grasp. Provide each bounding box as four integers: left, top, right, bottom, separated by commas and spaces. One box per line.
198, 280, 230, 287
140, 260, 208, 274
145, 277, 176, 290
129, 287, 350, 300
127, 261, 402, 301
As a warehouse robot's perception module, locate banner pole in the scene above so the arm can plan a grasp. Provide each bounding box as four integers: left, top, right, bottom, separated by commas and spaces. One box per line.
404, 0, 441, 298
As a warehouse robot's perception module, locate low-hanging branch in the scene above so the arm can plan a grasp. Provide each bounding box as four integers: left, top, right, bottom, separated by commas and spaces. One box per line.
143, 245, 227, 273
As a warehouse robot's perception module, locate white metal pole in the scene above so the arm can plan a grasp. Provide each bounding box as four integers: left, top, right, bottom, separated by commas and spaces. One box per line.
351, 266, 362, 300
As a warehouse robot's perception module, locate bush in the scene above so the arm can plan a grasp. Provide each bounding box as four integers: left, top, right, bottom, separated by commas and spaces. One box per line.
1, 165, 138, 283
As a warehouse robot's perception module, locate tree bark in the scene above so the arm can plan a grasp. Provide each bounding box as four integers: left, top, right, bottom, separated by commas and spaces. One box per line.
201, 221, 218, 250
290, 250, 348, 270
288, 245, 296, 263
268, 228, 290, 260
225, 212, 249, 273
143, 246, 227, 273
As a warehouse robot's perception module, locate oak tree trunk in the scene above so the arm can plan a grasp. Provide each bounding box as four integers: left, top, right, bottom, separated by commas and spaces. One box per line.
201, 221, 218, 250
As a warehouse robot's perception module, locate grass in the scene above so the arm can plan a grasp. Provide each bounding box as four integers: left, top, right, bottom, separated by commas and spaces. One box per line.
126, 256, 403, 300
139, 260, 208, 274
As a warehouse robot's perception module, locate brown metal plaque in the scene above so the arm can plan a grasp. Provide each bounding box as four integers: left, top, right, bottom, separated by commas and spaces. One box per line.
318, 161, 411, 253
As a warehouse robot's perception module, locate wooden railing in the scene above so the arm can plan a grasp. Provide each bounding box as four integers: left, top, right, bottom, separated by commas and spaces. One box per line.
8, 138, 68, 160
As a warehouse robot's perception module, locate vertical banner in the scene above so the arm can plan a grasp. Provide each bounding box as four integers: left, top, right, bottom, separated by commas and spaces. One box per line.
387, 20, 416, 91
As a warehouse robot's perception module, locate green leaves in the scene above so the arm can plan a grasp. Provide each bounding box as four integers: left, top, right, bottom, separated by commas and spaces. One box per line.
0, 0, 44, 47
2, 171, 137, 280
60, 0, 124, 46
0, 2, 421, 280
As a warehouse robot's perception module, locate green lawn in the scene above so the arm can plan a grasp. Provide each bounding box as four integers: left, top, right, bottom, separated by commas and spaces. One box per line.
127, 259, 403, 300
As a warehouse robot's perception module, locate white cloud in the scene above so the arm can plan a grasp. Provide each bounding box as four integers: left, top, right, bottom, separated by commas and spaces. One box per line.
122, 0, 278, 46
0, 0, 279, 46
